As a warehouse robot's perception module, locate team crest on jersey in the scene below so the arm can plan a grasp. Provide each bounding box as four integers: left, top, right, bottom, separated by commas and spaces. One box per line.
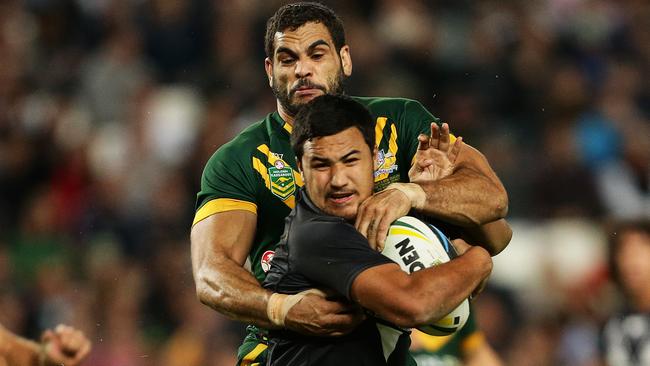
374, 149, 398, 180
269, 160, 295, 200
261, 250, 275, 272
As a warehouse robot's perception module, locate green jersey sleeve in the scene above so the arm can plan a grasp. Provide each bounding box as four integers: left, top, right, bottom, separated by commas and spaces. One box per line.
193, 140, 260, 226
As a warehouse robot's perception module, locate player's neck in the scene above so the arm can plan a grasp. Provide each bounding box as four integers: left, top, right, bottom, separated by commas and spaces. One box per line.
277, 103, 295, 127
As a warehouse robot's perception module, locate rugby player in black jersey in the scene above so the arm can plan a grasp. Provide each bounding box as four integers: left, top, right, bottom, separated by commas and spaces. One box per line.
262, 95, 493, 365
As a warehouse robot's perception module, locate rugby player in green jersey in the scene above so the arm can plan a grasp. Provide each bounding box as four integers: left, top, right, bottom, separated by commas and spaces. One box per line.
190, 2, 511, 365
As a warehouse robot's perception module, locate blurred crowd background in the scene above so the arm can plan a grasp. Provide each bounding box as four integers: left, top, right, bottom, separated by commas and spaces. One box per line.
0, 0, 648, 365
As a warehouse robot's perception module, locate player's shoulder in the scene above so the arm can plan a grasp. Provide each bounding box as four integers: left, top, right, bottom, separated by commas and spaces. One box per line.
351, 95, 419, 110
205, 115, 273, 166
350, 95, 438, 122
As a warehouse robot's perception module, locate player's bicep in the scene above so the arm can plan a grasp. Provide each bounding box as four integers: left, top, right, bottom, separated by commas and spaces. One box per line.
191, 210, 257, 268
454, 142, 503, 188
350, 263, 417, 323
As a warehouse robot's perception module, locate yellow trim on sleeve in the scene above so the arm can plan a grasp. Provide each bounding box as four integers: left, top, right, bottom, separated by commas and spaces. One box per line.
241, 343, 268, 365
460, 331, 486, 354
192, 198, 257, 226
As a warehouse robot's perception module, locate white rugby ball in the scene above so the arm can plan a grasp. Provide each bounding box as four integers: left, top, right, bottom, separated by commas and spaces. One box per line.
381, 216, 470, 336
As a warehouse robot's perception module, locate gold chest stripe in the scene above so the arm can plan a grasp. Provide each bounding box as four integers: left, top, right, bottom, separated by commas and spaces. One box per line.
389, 123, 398, 157
252, 157, 270, 188
375, 117, 387, 148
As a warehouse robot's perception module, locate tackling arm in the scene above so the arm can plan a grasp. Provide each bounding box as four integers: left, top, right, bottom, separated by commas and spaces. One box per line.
191, 211, 364, 335
416, 142, 508, 227
191, 211, 274, 327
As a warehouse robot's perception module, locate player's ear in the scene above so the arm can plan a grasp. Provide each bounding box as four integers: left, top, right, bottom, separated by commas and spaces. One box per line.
339, 45, 352, 77
296, 157, 303, 174
264, 57, 274, 87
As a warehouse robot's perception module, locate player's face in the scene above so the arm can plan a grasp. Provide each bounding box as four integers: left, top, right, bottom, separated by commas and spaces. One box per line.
615, 230, 650, 298
299, 127, 375, 221
265, 22, 352, 117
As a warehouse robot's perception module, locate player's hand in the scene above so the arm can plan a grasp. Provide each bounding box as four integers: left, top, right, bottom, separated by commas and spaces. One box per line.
451, 238, 472, 256
284, 291, 365, 337
41, 324, 92, 366
355, 189, 412, 251
409, 123, 463, 183
452, 239, 491, 300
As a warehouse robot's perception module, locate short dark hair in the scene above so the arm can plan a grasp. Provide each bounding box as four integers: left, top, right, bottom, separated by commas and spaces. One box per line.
291, 95, 374, 161
265, 2, 346, 59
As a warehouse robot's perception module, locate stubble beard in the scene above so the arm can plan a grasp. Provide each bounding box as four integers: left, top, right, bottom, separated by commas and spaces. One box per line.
271, 70, 346, 117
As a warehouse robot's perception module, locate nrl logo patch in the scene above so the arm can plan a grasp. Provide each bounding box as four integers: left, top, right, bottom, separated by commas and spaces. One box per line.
261, 250, 275, 272
269, 160, 295, 200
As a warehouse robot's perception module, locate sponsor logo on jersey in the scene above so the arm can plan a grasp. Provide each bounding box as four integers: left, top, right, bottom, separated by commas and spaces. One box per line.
269, 160, 295, 200
261, 250, 275, 272
374, 149, 398, 179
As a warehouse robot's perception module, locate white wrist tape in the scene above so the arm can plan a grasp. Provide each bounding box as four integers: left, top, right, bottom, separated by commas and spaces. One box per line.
266, 289, 327, 327
386, 183, 426, 210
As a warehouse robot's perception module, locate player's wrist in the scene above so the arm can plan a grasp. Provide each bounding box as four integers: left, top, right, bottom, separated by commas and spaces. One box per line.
386, 183, 426, 210
266, 289, 327, 328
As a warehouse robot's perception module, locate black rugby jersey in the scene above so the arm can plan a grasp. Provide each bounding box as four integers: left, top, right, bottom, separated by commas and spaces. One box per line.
263, 189, 411, 365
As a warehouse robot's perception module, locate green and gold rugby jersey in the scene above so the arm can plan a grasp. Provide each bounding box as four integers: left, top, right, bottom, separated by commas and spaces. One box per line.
193, 96, 441, 283
193, 96, 441, 366
410, 312, 485, 366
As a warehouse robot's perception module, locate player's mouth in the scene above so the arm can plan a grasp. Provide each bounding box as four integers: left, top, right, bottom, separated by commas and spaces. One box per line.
293, 87, 324, 98
327, 191, 355, 205
291, 81, 326, 99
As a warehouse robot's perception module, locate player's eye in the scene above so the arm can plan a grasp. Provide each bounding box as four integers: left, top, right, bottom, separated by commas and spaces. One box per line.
279, 56, 295, 65
311, 53, 324, 60
344, 158, 359, 165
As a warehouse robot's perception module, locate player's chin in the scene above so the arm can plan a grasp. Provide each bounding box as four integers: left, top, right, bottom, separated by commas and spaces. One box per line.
324, 202, 359, 221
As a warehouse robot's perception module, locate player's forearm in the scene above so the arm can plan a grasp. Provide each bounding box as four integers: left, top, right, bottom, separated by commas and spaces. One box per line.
460, 218, 512, 256
407, 247, 492, 326
194, 257, 277, 329
0, 326, 40, 366
417, 167, 508, 226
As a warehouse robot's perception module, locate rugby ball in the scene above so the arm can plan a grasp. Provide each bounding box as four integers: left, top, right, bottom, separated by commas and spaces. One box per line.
381, 216, 470, 336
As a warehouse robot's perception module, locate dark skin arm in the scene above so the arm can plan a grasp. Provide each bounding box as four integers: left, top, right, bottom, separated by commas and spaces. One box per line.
350, 241, 492, 327
191, 211, 364, 335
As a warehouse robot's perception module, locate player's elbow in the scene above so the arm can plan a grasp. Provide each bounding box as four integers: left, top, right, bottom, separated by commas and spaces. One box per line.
377, 292, 443, 328
193, 269, 226, 310
490, 225, 513, 256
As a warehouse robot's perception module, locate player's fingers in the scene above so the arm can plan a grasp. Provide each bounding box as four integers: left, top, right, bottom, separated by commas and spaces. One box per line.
366, 217, 379, 250
429, 123, 440, 149
41, 329, 55, 343
354, 202, 371, 239
448, 136, 463, 163
71, 338, 92, 363
374, 215, 393, 253
60, 330, 84, 352
416, 134, 429, 151
417, 158, 434, 169
439, 123, 451, 152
